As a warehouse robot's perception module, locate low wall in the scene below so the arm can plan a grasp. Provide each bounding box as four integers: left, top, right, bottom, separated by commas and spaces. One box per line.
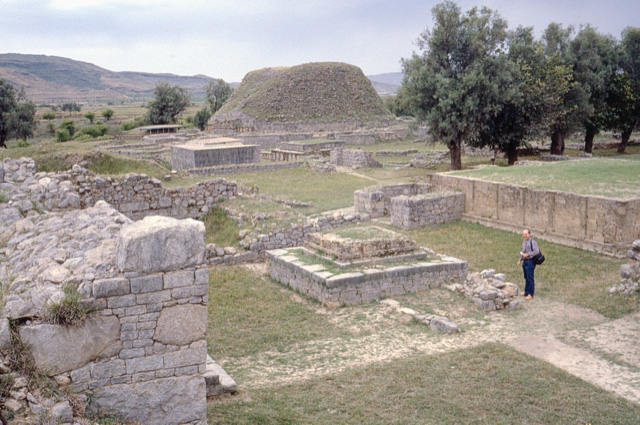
330, 148, 381, 168
429, 173, 640, 256
183, 160, 302, 176
391, 192, 464, 229
336, 134, 376, 145
354, 183, 430, 218
279, 140, 344, 153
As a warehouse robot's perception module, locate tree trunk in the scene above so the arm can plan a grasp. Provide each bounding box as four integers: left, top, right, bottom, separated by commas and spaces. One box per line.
506, 144, 518, 165
550, 131, 565, 155
584, 127, 596, 153
449, 141, 462, 170
618, 126, 633, 153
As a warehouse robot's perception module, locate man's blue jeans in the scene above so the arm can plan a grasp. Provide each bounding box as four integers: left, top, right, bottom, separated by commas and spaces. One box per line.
522, 259, 536, 296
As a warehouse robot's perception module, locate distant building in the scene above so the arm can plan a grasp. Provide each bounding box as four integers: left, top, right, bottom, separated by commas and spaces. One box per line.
139, 124, 185, 136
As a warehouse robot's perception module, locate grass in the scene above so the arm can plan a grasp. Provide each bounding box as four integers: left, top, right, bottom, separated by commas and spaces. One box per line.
396, 221, 633, 318
85, 152, 167, 177
451, 158, 640, 199
44, 284, 96, 326
207, 267, 347, 359
203, 207, 240, 247
208, 342, 640, 425
212, 167, 375, 213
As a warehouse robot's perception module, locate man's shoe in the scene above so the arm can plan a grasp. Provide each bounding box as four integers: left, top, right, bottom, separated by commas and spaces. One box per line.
525, 295, 533, 300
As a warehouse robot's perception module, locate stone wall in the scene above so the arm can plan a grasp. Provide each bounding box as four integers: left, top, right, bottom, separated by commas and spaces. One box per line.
183, 160, 302, 176
429, 173, 640, 256
171, 143, 261, 170
330, 148, 382, 168
354, 183, 430, 218
279, 140, 345, 153
336, 134, 376, 145
390, 192, 464, 229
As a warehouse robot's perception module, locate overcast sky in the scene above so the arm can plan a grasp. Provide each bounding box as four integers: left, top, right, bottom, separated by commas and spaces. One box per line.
2, 0, 639, 82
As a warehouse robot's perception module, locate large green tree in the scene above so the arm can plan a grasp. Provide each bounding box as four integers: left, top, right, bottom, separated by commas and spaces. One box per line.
146, 82, 191, 125
205, 79, 233, 114
400, 1, 509, 169
542, 23, 593, 155
0, 81, 37, 148
570, 26, 619, 153
612, 26, 640, 153
470, 27, 573, 164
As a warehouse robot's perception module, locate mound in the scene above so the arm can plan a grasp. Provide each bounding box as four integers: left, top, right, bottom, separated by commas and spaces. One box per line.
215, 62, 391, 124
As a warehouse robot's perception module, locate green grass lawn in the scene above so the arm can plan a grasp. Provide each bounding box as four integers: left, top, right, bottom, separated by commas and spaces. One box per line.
208, 342, 640, 425
451, 158, 640, 199
398, 221, 633, 318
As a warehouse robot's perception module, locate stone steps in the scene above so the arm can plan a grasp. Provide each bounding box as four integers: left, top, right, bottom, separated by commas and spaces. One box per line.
205, 355, 237, 397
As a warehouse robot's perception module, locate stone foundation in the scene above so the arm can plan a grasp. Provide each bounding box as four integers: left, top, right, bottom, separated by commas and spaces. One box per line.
390, 193, 464, 229
354, 183, 430, 218
171, 138, 260, 170
330, 148, 381, 168
267, 247, 467, 306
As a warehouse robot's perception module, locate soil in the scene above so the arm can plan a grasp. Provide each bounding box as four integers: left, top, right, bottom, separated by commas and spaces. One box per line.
222, 264, 640, 405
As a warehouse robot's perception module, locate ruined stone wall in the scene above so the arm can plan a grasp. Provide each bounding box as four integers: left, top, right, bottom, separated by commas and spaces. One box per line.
1, 158, 238, 221
336, 134, 376, 145
330, 148, 381, 168
184, 160, 302, 176
429, 173, 640, 256
390, 193, 464, 230
280, 140, 345, 153
354, 183, 430, 218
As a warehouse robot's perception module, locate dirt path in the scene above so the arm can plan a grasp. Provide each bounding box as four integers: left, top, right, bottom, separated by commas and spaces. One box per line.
224, 265, 640, 405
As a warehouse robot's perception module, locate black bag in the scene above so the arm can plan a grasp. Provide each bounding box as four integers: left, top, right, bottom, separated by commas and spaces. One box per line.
531, 240, 545, 265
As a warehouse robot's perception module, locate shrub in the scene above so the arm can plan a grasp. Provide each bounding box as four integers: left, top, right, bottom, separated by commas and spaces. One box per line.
77, 124, 109, 138
58, 119, 76, 137
15, 139, 30, 148
46, 122, 56, 134
42, 111, 56, 121
55, 128, 70, 143
45, 284, 95, 326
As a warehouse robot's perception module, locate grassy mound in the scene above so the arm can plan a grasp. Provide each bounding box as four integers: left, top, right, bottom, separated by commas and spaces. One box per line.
216, 62, 391, 122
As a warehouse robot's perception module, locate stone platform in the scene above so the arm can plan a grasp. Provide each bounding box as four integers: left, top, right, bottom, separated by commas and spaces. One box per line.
267, 226, 467, 306
171, 137, 260, 170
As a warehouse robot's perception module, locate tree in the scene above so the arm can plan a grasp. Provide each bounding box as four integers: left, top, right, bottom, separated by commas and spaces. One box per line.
205, 79, 232, 114
613, 26, 640, 153
0, 80, 37, 148
469, 27, 573, 164
570, 26, 619, 153
146, 82, 191, 125
542, 23, 592, 155
84, 111, 95, 124
400, 1, 509, 169
102, 108, 114, 121
61, 102, 82, 115
193, 107, 212, 131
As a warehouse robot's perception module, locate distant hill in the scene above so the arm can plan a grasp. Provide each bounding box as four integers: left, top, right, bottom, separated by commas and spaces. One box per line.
0, 53, 217, 103
215, 62, 392, 124
367, 72, 404, 96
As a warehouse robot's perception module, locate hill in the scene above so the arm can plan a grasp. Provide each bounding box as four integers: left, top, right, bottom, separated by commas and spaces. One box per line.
0, 53, 216, 103
215, 62, 392, 123
367, 72, 404, 96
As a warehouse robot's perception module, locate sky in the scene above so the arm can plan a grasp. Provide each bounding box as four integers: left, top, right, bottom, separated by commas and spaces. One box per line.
1, 0, 639, 82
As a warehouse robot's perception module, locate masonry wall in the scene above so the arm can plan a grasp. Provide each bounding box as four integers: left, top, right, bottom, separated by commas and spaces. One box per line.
171, 145, 261, 170
429, 173, 640, 256
330, 148, 382, 168
390, 193, 464, 229
280, 140, 345, 153
354, 183, 430, 218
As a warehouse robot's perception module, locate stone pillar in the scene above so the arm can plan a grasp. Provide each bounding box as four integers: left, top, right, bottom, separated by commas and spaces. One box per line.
81, 216, 208, 425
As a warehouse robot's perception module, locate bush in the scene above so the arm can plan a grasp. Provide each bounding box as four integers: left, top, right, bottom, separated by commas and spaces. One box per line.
77, 124, 109, 138
55, 128, 70, 142
58, 119, 76, 137
15, 139, 30, 148
45, 284, 95, 326
46, 122, 56, 134
121, 116, 145, 131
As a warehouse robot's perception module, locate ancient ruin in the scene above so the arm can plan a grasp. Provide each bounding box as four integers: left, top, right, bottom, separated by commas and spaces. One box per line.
267, 226, 468, 306
171, 137, 261, 171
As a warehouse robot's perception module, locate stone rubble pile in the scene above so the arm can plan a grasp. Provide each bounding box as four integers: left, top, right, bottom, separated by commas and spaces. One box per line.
610, 240, 640, 296
446, 269, 522, 311
379, 299, 459, 334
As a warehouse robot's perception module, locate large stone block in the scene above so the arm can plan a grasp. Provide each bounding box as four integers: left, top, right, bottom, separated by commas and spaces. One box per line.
116, 216, 205, 273
90, 375, 206, 425
20, 316, 121, 375
154, 304, 207, 346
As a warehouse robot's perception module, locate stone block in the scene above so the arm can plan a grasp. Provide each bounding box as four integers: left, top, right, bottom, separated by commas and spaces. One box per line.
164, 270, 195, 289
90, 375, 206, 425
20, 316, 121, 375
130, 274, 163, 294
92, 359, 127, 379
163, 346, 207, 369
136, 290, 172, 305
116, 216, 205, 274
125, 354, 164, 374
154, 304, 207, 346
93, 278, 130, 298
0, 318, 11, 350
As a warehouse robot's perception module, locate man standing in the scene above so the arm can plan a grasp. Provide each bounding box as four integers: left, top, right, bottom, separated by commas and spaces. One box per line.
517, 229, 539, 300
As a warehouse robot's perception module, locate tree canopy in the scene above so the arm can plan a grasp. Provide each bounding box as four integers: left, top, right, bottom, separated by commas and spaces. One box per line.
0, 80, 37, 148
205, 79, 233, 114
146, 82, 191, 125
